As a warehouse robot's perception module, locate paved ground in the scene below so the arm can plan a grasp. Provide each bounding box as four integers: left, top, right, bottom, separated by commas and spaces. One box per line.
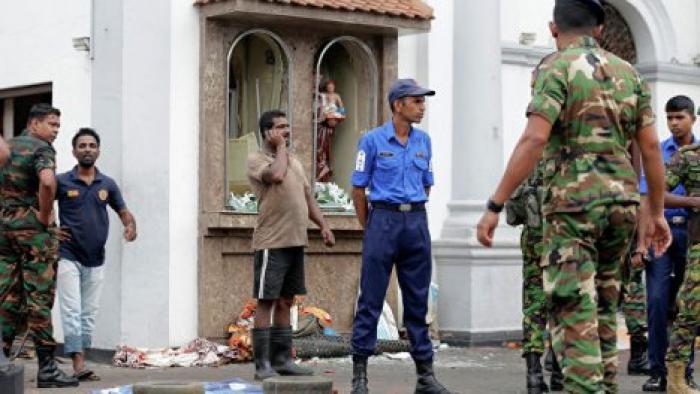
12, 346, 670, 394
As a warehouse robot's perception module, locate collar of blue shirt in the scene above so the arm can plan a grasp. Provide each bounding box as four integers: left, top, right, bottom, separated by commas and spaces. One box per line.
662, 134, 696, 159
380, 120, 419, 144
68, 165, 105, 184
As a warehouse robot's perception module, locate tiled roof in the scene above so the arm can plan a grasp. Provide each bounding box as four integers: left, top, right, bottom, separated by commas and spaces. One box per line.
194, 0, 434, 20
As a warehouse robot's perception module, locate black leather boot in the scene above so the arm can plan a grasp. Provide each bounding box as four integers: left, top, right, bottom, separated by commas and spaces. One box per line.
270, 326, 313, 376
414, 359, 455, 394
549, 351, 564, 392
351, 355, 369, 394
252, 328, 278, 380
628, 335, 651, 376
641, 373, 666, 392
525, 352, 548, 393
36, 345, 79, 388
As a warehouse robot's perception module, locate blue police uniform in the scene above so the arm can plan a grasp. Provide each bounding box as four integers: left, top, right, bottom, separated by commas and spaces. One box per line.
350, 120, 434, 361
639, 135, 696, 378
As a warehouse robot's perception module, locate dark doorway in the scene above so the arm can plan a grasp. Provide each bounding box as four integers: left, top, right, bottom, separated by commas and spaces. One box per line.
600, 2, 637, 64
12, 92, 53, 136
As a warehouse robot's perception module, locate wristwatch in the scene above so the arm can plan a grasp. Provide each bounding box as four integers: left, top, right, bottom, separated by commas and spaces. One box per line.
486, 198, 504, 214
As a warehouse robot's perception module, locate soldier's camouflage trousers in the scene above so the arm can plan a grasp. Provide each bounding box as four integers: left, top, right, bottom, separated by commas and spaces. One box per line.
0, 207, 59, 347
521, 225, 547, 355
621, 238, 647, 336
543, 204, 637, 394
666, 242, 700, 363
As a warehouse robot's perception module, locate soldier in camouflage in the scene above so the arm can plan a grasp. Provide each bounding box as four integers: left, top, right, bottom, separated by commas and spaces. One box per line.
506, 160, 564, 393
477, 0, 671, 392
662, 140, 700, 393
636, 95, 699, 392
620, 242, 651, 376
0, 104, 78, 388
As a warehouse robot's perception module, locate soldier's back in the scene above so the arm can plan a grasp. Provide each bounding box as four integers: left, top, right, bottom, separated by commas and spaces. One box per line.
0, 133, 55, 209
529, 36, 653, 214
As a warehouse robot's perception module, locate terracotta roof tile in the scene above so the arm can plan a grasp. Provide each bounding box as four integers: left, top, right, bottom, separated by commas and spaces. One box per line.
194, 0, 433, 20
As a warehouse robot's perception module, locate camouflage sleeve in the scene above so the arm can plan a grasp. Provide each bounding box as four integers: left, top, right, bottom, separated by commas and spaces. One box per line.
34, 145, 56, 175
635, 76, 655, 129
666, 151, 685, 191
526, 58, 566, 125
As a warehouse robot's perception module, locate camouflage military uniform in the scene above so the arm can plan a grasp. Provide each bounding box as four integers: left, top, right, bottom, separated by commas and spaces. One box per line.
621, 243, 647, 336
0, 131, 59, 347
508, 161, 548, 355
665, 144, 700, 364
528, 36, 654, 393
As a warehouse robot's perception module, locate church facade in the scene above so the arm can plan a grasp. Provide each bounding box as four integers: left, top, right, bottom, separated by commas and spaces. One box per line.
1, 0, 698, 349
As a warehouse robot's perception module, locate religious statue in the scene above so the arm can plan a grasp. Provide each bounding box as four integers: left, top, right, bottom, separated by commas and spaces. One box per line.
316, 79, 346, 182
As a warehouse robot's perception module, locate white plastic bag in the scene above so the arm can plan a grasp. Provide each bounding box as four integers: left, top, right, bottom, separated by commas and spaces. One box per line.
377, 301, 399, 340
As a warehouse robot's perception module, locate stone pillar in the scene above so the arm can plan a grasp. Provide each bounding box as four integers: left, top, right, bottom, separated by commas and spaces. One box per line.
433, 0, 523, 346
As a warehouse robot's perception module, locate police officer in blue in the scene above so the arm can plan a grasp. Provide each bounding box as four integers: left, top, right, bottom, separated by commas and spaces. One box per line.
349, 79, 454, 394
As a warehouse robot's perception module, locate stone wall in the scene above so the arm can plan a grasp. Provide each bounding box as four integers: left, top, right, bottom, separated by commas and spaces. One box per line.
197, 12, 401, 338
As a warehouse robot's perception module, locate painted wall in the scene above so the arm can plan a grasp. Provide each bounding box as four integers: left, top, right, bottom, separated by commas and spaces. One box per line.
0, 0, 93, 344
1, 0, 199, 349
0, 0, 92, 158
398, 0, 454, 239
90, 0, 126, 350
168, 0, 200, 347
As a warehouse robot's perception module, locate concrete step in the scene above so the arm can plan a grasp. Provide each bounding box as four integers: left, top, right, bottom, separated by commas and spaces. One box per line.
0, 363, 24, 394
133, 381, 205, 394
263, 375, 333, 393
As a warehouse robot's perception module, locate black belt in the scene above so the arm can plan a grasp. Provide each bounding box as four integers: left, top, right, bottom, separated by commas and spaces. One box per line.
371, 201, 425, 212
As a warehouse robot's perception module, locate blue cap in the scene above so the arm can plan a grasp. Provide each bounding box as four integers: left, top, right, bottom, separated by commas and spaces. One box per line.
388, 79, 435, 105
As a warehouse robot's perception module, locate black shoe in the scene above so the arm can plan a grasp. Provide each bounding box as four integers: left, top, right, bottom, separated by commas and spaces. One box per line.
524, 352, 548, 393
628, 335, 651, 376
251, 328, 278, 380
549, 352, 564, 392
687, 375, 698, 390
414, 359, 455, 394
270, 326, 313, 376
642, 375, 666, 392
351, 355, 369, 394
36, 345, 79, 388
544, 348, 554, 373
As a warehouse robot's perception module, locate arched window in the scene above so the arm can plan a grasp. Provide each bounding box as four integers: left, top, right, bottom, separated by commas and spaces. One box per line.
313, 37, 378, 198
226, 29, 291, 211
600, 1, 637, 64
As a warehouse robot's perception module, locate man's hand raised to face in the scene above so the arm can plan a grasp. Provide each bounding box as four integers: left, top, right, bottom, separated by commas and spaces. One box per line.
267, 129, 287, 149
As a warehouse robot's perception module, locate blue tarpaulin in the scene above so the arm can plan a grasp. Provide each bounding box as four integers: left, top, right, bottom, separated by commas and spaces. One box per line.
91, 378, 262, 394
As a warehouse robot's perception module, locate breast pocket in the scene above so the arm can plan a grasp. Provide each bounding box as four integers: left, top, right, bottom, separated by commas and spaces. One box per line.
375, 157, 399, 185
413, 157, 429, 172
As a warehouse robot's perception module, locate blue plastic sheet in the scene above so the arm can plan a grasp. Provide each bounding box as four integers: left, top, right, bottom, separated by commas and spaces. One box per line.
91, 378, 262, 394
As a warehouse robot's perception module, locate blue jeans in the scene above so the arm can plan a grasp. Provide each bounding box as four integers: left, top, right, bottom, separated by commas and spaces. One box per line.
57, 258, 105, 354
646, 225, 694, 376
